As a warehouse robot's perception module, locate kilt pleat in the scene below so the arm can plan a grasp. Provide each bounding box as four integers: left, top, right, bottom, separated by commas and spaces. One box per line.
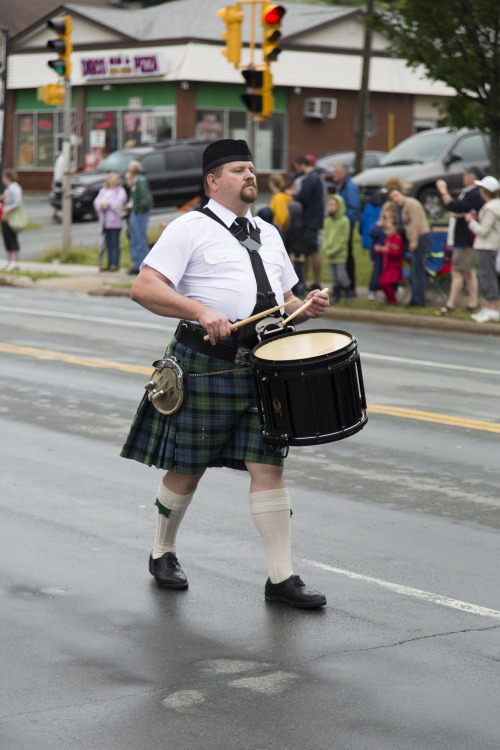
120, 335, 284, 474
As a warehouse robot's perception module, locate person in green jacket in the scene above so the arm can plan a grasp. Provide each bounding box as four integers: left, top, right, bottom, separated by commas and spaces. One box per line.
125, 160, 154, 274
321, 194, 351, 303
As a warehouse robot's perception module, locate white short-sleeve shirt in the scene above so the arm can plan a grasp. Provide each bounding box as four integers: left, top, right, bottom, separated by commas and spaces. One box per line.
143, 198, 298, 322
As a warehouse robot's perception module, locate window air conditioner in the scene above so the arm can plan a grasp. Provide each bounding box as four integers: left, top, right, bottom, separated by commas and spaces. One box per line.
304, 98, 337, 120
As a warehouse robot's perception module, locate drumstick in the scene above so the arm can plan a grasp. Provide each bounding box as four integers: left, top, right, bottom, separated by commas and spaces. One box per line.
202, 298, 296, 341
281, 288, 329, 325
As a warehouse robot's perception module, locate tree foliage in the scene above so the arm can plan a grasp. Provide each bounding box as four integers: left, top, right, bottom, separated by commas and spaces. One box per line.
370, 0, 500, 173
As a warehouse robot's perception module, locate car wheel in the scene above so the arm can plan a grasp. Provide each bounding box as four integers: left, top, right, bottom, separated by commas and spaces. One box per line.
419, 187, 443, 221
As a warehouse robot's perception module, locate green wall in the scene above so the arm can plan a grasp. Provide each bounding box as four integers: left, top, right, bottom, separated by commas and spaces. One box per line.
196, 82, 287, 110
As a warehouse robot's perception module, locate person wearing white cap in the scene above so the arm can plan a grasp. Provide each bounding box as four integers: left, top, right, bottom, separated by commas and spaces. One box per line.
464, 176, 500, 323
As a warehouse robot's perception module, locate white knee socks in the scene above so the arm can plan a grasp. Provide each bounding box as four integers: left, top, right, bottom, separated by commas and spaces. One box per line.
249, 488, 293, 584
152, 480, 194, 559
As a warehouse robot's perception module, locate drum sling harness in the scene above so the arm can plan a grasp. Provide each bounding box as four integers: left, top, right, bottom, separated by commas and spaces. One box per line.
198, 208, 292, 346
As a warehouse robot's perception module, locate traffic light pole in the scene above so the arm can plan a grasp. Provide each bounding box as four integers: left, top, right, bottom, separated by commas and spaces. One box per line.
61, 77, 72, 255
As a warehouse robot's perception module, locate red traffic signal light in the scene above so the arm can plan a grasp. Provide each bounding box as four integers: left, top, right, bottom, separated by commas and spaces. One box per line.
47, 15, 72, 78
261, 3, 286, 62
263, 4, 286, 25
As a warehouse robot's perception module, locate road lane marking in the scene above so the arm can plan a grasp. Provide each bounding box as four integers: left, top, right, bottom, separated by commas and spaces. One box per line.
1, 306, 500, 376
1, 341, 499, 434
366, 403, 500, 434
0, 304, 168, 330
302, 560, 500, 621
362, 352, 500, 377
0, 341, 151, 375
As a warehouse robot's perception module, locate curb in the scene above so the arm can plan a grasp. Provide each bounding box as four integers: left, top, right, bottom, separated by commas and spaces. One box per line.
1, 268, 499, 337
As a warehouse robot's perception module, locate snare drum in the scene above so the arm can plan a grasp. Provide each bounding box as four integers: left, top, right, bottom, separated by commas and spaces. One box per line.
249, 329, 367, 451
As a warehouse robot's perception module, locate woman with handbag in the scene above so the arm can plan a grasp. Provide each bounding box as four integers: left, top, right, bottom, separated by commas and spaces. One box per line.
93, 172, 128, 271
1, 170, 26, 271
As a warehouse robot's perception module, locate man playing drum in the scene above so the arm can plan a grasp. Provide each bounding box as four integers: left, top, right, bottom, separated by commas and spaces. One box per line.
121, 138, 329, 608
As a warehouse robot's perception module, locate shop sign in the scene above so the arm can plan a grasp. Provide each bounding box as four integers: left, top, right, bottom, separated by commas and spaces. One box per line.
81, 53, 166, 79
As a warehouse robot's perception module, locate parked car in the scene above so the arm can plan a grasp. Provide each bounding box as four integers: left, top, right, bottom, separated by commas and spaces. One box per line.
316, 150, 386, 175
352, 127, 491, 219
50, 138, 207, 220
316, 150, 386, 193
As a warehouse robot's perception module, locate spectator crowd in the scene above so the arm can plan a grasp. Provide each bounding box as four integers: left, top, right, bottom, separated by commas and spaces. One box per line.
2, 142, 499, 325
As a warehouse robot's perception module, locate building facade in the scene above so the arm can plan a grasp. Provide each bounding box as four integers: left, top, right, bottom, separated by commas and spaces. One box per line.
4, 0, 452, 190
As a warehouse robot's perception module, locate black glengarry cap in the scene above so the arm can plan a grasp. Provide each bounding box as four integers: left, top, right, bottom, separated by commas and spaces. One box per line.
203, 139, 253, 175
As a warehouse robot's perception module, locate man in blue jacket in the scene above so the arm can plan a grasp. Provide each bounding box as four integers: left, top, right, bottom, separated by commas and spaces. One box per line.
289, 155, 325, 290
333, 163, 361, 294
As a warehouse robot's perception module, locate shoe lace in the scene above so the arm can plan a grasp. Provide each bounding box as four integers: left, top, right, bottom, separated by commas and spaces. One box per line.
164, 552, 181, 568
291, 575, 305, 588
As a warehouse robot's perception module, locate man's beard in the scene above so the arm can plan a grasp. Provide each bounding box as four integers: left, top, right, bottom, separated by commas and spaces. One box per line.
240, 182, 258, 204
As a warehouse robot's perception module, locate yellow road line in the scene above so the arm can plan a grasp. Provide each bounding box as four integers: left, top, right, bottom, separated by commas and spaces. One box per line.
2, 341, 499, 434
0, 341, 152, 375
366, 403, 500, 434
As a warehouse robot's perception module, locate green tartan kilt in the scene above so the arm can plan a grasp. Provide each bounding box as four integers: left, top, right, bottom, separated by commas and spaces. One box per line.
120, 334, 285, 474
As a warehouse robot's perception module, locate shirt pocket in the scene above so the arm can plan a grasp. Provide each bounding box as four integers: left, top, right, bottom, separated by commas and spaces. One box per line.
259, 248, 285, 270
203, 247, 237, 265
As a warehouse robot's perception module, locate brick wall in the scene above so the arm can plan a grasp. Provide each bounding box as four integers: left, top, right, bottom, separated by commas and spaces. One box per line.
176, 82, 197, 138
287, 88, 414, 167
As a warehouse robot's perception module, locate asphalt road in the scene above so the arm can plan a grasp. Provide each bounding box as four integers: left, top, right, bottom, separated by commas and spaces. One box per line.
0, 289, 499, 750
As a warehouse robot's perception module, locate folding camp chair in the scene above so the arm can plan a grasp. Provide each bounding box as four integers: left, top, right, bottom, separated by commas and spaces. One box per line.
425, 231, 451, 305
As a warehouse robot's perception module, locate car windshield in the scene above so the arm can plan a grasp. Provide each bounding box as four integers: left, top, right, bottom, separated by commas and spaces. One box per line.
379, 133, 454, 167
96, 152, 140, 173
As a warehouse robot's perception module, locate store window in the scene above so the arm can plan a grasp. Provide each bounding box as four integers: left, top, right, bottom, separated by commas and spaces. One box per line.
88, 111, 119, 154
37, 113, 56, 168
16, 114, 35, 168
196, 111, 224, 141
86, 109, 174, 152
195, 108, 286, 170
15, 112, 58, 169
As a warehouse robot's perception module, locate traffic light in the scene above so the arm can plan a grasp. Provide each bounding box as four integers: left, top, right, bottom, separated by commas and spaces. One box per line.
37, 84, 65, 106
217, 4, 244, 66
261, 3, 286, 62
47, 15, 72, 78
241, 67, 274, 119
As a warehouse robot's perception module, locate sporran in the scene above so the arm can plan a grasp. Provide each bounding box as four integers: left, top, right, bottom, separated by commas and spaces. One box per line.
145, 357, 186, 415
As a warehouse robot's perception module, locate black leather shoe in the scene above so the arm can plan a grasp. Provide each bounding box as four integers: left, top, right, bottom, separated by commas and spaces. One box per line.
265, 575, 326, 609
149, 552, 188, 589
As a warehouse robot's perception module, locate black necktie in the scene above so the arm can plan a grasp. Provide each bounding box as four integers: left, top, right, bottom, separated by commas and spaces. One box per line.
234, 217, 276, 312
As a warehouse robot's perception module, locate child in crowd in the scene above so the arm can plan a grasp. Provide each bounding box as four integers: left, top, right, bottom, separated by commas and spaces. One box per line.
268, 174, 292, 235
375, 216, 404, 304
368, 200, 400, 300
321, 194, 351, 303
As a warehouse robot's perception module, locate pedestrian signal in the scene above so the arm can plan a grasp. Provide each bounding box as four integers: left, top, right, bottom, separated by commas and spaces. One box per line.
47, 15, 72, 78
37, 84, 65, 106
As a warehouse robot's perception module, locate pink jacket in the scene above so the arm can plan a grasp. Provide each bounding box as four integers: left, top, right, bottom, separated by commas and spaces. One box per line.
93, 186, 128, 230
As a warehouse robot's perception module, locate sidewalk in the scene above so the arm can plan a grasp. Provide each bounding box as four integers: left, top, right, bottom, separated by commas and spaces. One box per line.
1, 261, 499, 337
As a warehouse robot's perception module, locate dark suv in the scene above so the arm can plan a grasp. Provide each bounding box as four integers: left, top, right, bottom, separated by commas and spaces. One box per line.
50, 139, 207, 220
352, 128, 491, 219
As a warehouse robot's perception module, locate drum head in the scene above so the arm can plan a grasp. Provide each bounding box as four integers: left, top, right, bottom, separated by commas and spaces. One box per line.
254, 330, 352, 362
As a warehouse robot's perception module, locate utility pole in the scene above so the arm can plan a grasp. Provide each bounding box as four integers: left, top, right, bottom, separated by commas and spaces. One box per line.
61, 77, 72, 254
46, 15, 73, 254
354, 0, 374, 175
0, 29, 8, 174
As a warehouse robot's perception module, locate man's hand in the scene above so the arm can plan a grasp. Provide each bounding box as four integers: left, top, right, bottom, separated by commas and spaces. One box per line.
302, 288, 330, 319
198, 309, 232, 345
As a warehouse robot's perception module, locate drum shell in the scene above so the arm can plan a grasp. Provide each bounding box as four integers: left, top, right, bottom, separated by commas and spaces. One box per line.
249, 329, 367, 448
